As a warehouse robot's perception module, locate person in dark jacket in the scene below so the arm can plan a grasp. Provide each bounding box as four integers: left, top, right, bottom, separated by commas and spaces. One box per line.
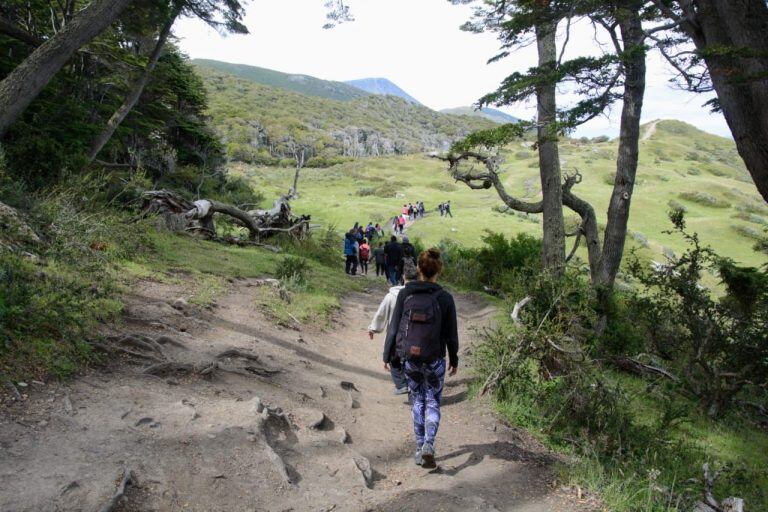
383, 236, 403, 285
343, 231, 358, 275
372, 242, 386, 277
383, 248, 458, 469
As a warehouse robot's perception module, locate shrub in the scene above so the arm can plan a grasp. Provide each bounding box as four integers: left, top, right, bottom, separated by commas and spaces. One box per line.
667, 199, 688, 213
442, 231, 541, 292
687, 167, 701, 176
592, 135, 610, 143
275, 256, 310, 289
0, 253, 122, 379
429, 181, 458, 192
357, 185, 395, 198
515, 151, 533, 159
679, 191, 731, 208
627, 211, 768, 418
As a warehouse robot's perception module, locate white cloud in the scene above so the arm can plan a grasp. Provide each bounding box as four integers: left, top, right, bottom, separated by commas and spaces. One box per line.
174, 0, 730, 138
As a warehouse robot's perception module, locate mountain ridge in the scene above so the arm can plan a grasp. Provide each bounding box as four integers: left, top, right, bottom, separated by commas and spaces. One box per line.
191, 59, 369, 101
440, 106, 521, 124
344, 77, 421, 104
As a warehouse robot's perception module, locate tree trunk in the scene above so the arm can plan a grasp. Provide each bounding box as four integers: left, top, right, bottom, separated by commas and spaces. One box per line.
86, 5, 179, 163
0, 0, 134, 138
595, 3, 646, 289
0, 16, 45, 46
535, 20, 566, 274
682, 0, 768, 202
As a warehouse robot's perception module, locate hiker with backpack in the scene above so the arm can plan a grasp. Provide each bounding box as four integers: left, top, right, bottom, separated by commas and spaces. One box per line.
359, 238, 371, 275
383, 235, 403, 285
444, 201, 453, 218
343, 230, 359, 276
383, 248, 459, 469
367, 260, 420, 395
397, 215, 406, 234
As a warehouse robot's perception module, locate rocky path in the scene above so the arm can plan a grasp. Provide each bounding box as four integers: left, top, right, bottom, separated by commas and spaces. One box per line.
0, 276, 596, 511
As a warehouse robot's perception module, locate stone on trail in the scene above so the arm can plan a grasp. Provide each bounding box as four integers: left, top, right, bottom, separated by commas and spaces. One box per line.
338, 429, 350, 444
172, 298, 188, 311
346, 391, 359, 410
351, 456, 373, 489
340, 381, 359, 392
251, 396, 264, 414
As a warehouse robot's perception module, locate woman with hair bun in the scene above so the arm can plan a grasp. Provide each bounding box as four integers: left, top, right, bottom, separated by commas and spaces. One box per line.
383, 248, 459, 469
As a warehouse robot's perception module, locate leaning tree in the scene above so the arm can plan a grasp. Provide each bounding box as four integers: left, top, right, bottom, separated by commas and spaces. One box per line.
649, 0, 768, 203
0, 0, 136, 138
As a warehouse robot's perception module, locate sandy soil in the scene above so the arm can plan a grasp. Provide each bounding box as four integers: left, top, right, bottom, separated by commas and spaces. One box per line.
0, 275, 599, 511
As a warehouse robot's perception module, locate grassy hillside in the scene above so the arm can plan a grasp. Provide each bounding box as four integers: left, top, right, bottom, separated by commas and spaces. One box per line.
232, 119, 766, 269
196, 65, 496, 163
192, 59, 369, 101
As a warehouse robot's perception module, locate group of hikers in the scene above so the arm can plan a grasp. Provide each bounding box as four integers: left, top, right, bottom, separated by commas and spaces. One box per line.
391, 202, 426, 233
367, 247, 459, 469
438, 201, 453, 217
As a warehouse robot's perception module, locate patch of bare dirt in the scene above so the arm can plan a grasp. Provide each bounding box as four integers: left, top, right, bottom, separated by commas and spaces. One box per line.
0, 276, 600, 511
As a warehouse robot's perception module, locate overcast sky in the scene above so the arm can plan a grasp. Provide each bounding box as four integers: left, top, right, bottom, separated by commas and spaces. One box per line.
174, 0, 730, 138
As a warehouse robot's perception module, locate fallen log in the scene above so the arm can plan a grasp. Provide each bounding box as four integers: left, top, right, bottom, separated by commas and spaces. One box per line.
139, 190, 311, 241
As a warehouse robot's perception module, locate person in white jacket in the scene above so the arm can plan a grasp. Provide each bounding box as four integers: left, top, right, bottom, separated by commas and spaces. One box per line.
368, 260, 419, 394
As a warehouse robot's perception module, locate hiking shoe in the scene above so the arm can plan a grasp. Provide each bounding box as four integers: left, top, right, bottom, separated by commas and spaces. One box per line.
393, 386, 409, 395
414, 448, 423, 466
421, 443, 436, 469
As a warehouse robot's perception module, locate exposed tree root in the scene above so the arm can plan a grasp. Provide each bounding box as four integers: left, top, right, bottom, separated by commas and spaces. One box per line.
90, 342, 164, 363
142, 362, 195, 376
98, 468, 134, 512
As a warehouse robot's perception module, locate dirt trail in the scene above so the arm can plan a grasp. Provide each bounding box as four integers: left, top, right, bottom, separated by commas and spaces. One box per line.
0, 276, 595, 511
642, 119, 660, 141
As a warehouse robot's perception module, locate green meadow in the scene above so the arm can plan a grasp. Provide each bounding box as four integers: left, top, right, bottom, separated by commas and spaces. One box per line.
232, 119, 766, 270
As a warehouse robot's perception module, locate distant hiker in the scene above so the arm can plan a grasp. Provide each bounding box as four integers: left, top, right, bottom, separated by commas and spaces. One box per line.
383, 248, 459, 469
373, 242, 386, 277
399, 235, 417, 284
438, 203, 444, 217
375, 223, 383, 238
408, 203, 415, 220
398, 215, 406, 234
344, 231, 359, 275
366, 222, 376, 241
402, 204, 409, 219
383, 235, 403, 285
418, 202, 425, 218
444, 201, 453, 218
391, 216, 399, 234
359, 238, 370, 275
367, 261, 420, 395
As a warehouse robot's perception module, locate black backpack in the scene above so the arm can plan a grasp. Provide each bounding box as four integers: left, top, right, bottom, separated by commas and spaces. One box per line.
396, 290, 443, 362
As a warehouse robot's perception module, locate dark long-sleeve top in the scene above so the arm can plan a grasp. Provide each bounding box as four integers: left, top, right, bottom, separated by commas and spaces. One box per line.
383, 281, 459, 368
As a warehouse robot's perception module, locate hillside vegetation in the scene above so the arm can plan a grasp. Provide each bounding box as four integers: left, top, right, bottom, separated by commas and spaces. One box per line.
192, 58, 369, 101
195, 62, 495, 164
233, 119, 766, 269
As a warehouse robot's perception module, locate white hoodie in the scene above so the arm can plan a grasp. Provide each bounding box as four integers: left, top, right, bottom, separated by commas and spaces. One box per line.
368, 285, 404, 333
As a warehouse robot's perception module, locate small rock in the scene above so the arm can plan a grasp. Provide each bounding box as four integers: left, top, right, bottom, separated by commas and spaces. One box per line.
296, 336, 305, 344
338, 429, 349, 444
251, 397, 264, 414
309, 411, 326, 430
346, 391, 359, 410
135, 417, 154, 427
17, 382, 28, 388
38, 420, 48, 427
340, 381, 359, 392
172, 298, 188, 310
31, 380, 45, 386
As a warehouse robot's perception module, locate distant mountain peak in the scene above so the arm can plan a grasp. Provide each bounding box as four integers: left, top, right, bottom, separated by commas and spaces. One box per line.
440, 106, 520, 125
345, 78, 421, 105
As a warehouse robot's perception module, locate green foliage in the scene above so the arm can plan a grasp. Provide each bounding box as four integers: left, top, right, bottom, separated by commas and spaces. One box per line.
627, 212, 768, 418
450, 123, 526, 153
275, 256, 311, 287
441, 231, 541, 291
357, 185, 396, 198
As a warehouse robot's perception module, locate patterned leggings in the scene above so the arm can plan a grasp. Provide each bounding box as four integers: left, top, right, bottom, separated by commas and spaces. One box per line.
404, 359, 446, 447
